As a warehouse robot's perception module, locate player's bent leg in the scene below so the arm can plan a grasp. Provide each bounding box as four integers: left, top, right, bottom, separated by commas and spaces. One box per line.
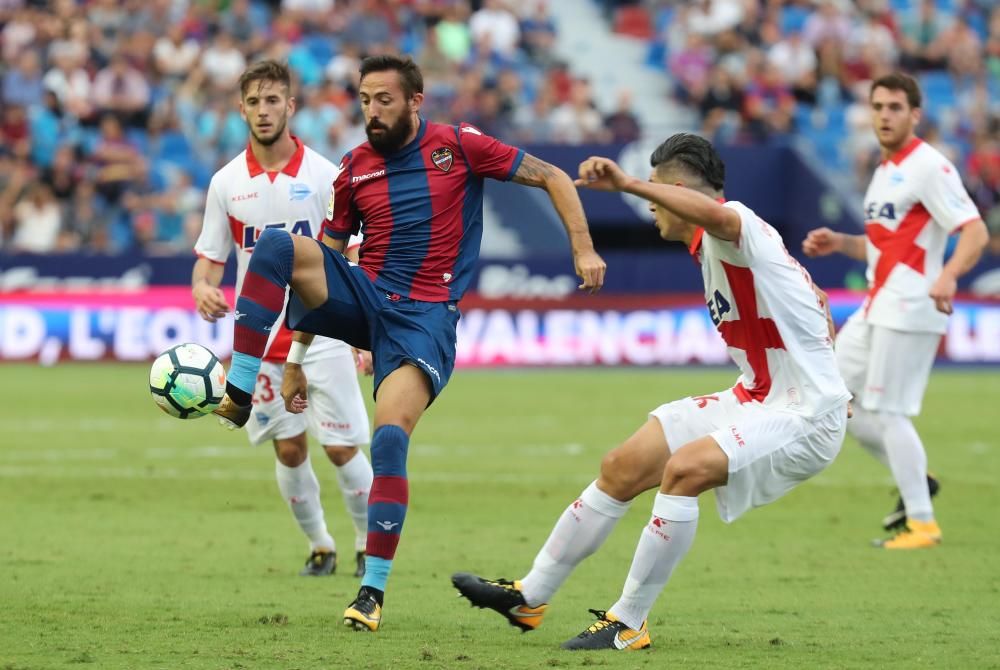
659, 436, 729, 496
519, 420, 668, 603
286, 233, 331, 310
272, 434, 337, 576
344, 365, 431, 632
581, 437, 724, 650
216, 231, 328, 428
455, 419, 670, 633
598, 418, 676, 501
324, 445, 373, 578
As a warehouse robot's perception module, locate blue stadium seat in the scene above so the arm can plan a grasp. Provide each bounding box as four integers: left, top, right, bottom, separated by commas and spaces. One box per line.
153, 130, 192, 164
125, 128, 150, 155
920, 70, 957, 107
302, 33, 336, 66
794, 103, 815, 132
654, 7, 674, 33
645, 41, 666, 69
780, 5, 810, 34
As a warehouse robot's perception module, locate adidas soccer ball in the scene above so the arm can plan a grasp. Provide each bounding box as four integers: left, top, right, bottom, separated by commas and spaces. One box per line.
149, 343, 226, 419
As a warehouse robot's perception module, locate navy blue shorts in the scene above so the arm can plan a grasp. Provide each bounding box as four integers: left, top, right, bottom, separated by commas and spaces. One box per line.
285, 243, 460, 402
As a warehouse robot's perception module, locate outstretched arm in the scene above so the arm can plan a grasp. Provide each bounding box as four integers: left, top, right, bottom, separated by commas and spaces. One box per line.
802, 228, 867, 261
575, 156, 741, 242
512, 153, 606, 293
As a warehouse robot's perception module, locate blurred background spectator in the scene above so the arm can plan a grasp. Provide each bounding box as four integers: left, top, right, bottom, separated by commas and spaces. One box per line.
0, 0, 998, 256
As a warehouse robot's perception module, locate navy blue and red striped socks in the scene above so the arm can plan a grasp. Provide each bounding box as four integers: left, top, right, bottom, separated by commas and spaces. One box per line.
362, 424, 410, 596
227, 229, 294, 405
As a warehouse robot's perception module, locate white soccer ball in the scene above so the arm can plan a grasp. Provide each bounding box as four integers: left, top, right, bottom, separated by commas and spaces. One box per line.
149, 343, 226, 419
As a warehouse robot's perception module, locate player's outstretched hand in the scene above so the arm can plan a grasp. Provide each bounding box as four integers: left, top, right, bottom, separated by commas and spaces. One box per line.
802, 227, 841, 257
193, 283, 231, 322
574, 248, 606, 294
353, 348, 374, 376
574, 156, 631, 192
929, 271, 957, 315
282, 363, 309, 414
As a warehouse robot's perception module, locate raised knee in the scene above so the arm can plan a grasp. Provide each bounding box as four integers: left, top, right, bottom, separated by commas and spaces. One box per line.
257, 227, 287, 247
599, 449, 643, 500
663, 452, 718, 495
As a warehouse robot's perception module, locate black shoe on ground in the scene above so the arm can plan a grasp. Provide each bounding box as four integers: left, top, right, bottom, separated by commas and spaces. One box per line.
299, 549, 336, 576
451, 572, 547, 632
561, 609, 651, 651
882, 475, 940, 531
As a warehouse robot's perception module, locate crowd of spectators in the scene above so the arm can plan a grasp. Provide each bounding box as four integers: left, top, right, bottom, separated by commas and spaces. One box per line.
0, 0, 640, 255
2, 0, 999, 257
639, 0, 1000, 253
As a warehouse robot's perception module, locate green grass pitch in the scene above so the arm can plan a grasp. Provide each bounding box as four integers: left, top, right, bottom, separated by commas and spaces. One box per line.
1, 364, 999, 669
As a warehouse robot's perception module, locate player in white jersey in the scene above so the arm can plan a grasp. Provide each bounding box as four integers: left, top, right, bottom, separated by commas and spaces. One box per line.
803, 73, 988, 550
191, 61, 374, 577
453, 134, 851, 651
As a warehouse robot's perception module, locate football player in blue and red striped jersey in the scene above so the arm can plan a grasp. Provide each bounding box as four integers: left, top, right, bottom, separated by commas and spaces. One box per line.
213, 54, 606, 631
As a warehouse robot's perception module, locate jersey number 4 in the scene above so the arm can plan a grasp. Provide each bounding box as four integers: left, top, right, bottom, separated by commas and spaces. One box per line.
243, 219, 313, 249
707, 289, 731, 326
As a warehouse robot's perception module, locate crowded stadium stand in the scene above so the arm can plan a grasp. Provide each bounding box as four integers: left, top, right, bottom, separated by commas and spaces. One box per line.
1, 0, 998, 260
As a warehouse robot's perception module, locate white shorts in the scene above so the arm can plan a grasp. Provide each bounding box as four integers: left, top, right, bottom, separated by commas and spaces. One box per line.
650, 389, 847, 523
247, 356, 370, 447
836, 311, 940, 416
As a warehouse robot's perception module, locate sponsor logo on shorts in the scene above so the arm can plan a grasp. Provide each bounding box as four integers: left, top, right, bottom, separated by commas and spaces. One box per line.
416, 357, 441, 383
320, 421, 352, 430
729, 425, 745, 448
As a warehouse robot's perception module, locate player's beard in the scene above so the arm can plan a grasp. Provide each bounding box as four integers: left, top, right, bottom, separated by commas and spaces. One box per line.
250, 115, 287, 147
366, 114, 414, 154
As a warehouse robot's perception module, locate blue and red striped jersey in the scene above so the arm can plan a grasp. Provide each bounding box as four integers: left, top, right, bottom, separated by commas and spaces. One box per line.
323, 119, 524, 302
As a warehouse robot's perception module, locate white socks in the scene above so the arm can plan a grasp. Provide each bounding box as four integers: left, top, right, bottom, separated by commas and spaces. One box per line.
847, 407, 891, 468
850, 408, 934, 522
609, 493, 699, 631
881, 413, 934, 522
334, 450, 374, 552
520, 481, 631, 607
275, 454, 335, 552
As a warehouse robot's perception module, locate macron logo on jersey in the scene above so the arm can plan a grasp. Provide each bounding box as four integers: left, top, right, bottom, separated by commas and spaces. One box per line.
352, 169, 386, 184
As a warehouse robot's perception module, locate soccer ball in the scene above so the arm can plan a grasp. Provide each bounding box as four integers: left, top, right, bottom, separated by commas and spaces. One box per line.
149, 343, 226, 419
